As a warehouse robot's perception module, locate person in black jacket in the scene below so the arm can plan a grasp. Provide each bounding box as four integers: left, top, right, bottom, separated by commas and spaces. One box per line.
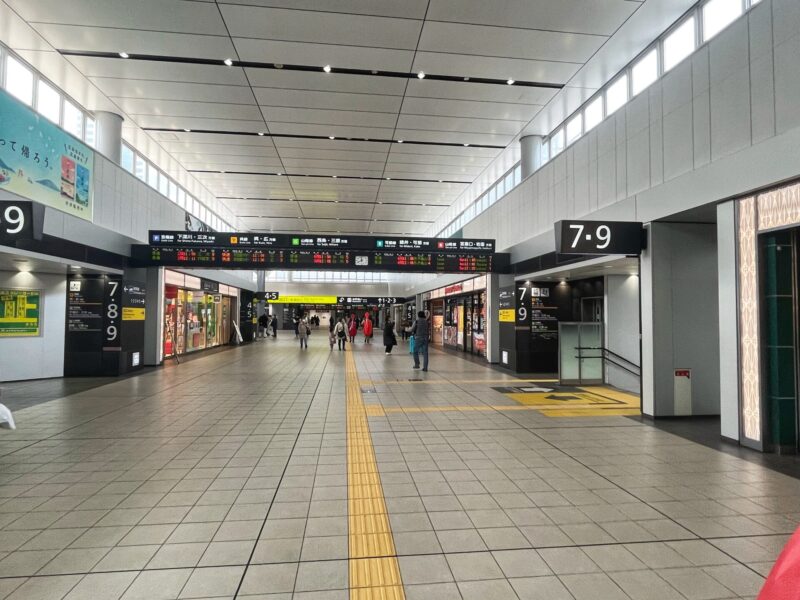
257, 313, 269, 338
383, 319, 397, 355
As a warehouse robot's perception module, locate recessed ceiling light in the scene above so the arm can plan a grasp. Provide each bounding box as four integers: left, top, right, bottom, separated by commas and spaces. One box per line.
329, 136, 335, 140
417, 71, 425, 79
323, 65, 332, 73
397, 139, 404, 143
463, 143, 470, 147
277, 172, 282, 176
257, 132, 265, 136
463, 76, 470, 81
221, 170, 226, 173
438, 179, 442, 183
506, 78, 515, 85
334, 200, 339, 203
385, 177, 391, 180
183, 128, 190, 132
119, 52, 129, 59
223, 58, 233, 66
332, 175, 337, 178
274, 63, 283, 69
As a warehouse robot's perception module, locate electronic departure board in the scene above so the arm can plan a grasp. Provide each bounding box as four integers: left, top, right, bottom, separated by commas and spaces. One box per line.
148, 231, 495, 253
131, 245, 508, 273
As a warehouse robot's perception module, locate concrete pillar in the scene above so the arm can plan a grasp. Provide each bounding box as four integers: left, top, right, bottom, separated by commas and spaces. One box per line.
486, 273, 514, 364
640, 223, 720, 417
95, 111, 124, 164
520, 135, 544, 180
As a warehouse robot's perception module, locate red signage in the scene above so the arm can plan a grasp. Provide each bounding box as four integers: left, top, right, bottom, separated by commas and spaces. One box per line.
445, 284, 463, 296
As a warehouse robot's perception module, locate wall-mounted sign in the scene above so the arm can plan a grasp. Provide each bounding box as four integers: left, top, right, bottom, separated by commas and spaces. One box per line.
499, 309, 515, 322
0, 200, 44, 246
200, 278, 219, 293
0, 89, 93, 221
445, 284, 463, 296
268, 295, 338, 305
555, 220, 644, 255
0, 288, 40, 337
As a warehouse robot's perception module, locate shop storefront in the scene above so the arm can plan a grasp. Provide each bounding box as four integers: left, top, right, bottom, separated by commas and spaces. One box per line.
163, 271, 238, 358
424, 276, 487, 357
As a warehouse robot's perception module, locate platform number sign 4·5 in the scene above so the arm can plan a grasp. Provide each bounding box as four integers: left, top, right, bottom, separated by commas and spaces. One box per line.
555, 220, 644, 256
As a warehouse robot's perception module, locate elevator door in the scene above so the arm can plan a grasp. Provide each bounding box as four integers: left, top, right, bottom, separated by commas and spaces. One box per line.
581, 297, 603, 322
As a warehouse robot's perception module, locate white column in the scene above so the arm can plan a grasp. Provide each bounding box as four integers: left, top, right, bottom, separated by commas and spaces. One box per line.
520, 135, 543, 180
717, 202, 740, 441
95, 111, 124, 164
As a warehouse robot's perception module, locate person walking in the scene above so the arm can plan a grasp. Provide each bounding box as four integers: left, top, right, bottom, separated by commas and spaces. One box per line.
362, 313, 373, 344
299, 317, 310, 349
257, 313, 269, 339
347, 315, 357, 343
270, 315, 278, 338
411, 311, 429, 371
328, 317, 336, 350
293, 316, 300, 339
383, 318, 397, 355
335, 318, 347, 351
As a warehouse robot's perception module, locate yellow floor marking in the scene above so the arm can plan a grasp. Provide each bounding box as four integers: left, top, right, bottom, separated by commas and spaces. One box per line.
507, 386, 640, 417
346, 351, 405, 600
359, 378, 558, 386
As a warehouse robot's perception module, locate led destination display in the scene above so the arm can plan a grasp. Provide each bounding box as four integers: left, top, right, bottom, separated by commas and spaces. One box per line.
148, 231, 495, 253
132, 245, 508, 273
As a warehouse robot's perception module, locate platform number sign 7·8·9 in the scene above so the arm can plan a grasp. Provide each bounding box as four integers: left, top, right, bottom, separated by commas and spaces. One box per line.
0, 200, 34, 246
103, 277, 122, 351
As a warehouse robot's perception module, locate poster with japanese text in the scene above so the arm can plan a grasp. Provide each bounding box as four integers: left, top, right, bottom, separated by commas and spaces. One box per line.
0, 288, 41, 337
0, 88, 93, 221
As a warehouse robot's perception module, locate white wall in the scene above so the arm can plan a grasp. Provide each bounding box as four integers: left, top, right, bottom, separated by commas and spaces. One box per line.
461, 0, 800, 260
0, 271, 65, 381
717, 202, 741, 440
605, 275, 640, 393
642, 223, 720, 416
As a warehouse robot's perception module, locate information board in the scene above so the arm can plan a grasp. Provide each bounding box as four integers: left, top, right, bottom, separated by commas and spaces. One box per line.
148, 231, 495, 253
0, 288, 40, 336
133, 245, 506, 273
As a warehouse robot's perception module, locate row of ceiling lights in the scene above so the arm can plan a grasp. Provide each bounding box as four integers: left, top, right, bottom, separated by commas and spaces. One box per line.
178, 128, 471, 147
118, 52, 517, 87
197, 170, 456, 184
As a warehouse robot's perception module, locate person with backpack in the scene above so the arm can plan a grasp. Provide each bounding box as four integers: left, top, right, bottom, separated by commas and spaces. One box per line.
362, 313, 373, 344
334, 318, 347, 351
411, 311, 429, 371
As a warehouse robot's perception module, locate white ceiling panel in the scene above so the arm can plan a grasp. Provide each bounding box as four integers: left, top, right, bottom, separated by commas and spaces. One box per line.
30, 24, 235, 58
7, 0, 227, 35
68, 56, 249, 85
263, 107, 398, 129
282, 158, 385, 172
246, 69, 408, 96
426, 0, 638, 36
392, 129, 513, 147
298, 202, 369, 219
220, 5, 422, 49
241, 216, 308, 231
235, 39, 414, 73
277, 147, 388, 162
419, 21, 605, 64
396, 114, 525, 136
113, 98, 263, 120
370, 221, 429, 235
220, 0, 430, 19
255, 87, 401, 112
401, 97, 541, 122
412, 52, 580, 85
98, 79, 255, 103
306, 219, 369, 233
371, 205, 446, 220
273, 139, 392, 153
405, 79, 558, 105
162, 143, 281, 157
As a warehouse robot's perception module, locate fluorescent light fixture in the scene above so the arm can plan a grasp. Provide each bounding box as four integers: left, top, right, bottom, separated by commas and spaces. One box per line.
223, 58, 233, 66
506, 78, 515, 85
463, 143, 469, 147
183, 128, 190, 132
323, 65, 331, 73
417, 71, 425, 79
329, 135, 335, 140
397, 139, 404, 143
119, 52, 129, 59
258, 132, 265, 136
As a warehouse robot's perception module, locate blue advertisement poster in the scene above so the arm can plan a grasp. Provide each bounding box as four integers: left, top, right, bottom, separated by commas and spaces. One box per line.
0, 88, 93, 221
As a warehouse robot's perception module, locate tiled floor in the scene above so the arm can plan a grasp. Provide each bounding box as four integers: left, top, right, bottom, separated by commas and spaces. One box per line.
0, 336, 795, 599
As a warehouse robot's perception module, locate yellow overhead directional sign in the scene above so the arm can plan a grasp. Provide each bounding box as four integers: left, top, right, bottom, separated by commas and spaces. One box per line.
267, 295, 337, 304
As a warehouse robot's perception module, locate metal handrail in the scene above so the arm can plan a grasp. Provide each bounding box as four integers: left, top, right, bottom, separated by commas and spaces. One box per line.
575, 346, 640, 378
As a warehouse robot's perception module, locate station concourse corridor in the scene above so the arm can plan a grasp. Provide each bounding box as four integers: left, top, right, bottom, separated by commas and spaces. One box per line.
0, 338, 796, 600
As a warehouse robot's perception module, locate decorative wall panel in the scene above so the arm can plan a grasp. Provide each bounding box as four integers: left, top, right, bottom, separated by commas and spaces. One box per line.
758, 183, 800, 232
738, 197, 761, 443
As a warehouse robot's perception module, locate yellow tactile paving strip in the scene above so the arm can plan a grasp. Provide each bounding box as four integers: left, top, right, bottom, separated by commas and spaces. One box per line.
346, 350, 405, 600
361, 382, 640, 419
360, 378, 558, 386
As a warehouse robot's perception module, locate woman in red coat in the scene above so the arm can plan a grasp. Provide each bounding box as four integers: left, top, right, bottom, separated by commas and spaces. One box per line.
347, 315, 357, 343
363, 314, 373, 344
